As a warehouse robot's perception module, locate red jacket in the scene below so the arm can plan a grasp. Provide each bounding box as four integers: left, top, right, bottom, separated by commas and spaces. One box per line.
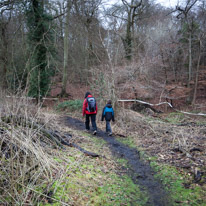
82, 94, 98, 116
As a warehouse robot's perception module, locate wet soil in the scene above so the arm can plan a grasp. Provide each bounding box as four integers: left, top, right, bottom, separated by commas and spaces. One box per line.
64, 116, 171, 206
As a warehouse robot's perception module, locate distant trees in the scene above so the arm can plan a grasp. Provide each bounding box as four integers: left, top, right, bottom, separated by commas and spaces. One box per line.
176, 0, 199, 88
71, 0, 105, 81
0, 0, 55, 98
0, 0, 205, 106
173, 0, 206, 103
55, 0, 106, 86
108, 0, 152, 60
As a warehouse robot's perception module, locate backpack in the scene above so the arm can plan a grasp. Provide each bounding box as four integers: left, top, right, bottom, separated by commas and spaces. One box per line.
86, 97, 96, 112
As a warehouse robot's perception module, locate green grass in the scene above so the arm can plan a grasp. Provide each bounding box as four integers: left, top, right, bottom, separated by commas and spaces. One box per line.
118, 135, 206, 206
56, 100, 83, 112
37, 131, 149, 206
116, 158, 128, 167
41, 152, 148, 206
117, 136, 137, 148
150, 162, 206, 206
37, 116, 206, 206
163, 112, 186, 124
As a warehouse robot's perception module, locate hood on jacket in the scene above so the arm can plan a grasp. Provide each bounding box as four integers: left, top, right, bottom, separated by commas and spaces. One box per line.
85, 92, 91, 98
106, 104, 112, 108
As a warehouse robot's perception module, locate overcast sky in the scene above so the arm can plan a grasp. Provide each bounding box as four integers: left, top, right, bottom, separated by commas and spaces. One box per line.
105, 0, 181, 8
157, 0, 179, 8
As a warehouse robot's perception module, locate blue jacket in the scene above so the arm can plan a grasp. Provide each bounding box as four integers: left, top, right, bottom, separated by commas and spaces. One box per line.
101, 104, 115, 121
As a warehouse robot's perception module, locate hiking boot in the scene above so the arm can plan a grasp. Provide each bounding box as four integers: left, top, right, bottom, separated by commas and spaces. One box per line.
109, 132, 112, 136
93, 130, 97, 135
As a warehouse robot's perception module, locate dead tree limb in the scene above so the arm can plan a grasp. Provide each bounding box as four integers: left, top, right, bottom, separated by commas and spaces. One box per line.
52, 131, 100, 157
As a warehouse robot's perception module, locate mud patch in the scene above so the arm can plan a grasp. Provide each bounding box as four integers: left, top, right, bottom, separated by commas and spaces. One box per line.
64, 116, 171, 206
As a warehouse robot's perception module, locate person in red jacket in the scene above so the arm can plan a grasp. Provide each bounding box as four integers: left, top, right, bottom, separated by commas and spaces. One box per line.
82, 92, 98, 135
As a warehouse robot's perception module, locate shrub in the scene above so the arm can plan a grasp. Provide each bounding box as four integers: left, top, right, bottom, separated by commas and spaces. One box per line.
56, 100, 83, 112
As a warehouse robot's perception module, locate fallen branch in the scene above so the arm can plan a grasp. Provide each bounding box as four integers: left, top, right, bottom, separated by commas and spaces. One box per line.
6, 96, 59, 100
118, 99, 206, 116
54, 131, 100, 157
70, 143, 100, 157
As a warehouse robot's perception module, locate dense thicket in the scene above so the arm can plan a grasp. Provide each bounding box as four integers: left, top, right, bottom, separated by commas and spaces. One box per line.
0, 0, 205, 103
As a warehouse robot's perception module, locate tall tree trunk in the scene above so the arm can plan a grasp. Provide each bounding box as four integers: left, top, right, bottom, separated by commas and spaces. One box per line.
0, 22, 8, 89
192, 40, 201, 105
27, 0, 54, 101
125, 9, 132, 60
121, 0, 142, 60
62, 1, 71, 96
188, 32, 192, 88
161, 50, 168, 83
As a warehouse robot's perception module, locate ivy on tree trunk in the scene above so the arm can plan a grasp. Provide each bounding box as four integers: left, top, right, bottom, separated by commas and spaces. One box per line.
26, 0, 54, 101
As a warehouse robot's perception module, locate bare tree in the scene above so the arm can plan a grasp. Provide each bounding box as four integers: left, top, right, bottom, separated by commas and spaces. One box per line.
61, 0, 72, 96
176, 0, 199, 88
108, 0, 151, 60
121, 0, 143, 59
192, 38, 201, 105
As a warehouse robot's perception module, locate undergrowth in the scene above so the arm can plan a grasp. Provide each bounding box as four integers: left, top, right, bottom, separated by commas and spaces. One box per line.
163, 112, 186, 124
0, 95, 64, 205
2, 95, 205, 205
118, 136, 206, 206
56, 100, 83, 112
150, 162, 206, 206
39, 131, 149, 206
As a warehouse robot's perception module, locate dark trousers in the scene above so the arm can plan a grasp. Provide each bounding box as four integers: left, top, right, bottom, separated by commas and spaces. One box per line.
106, 120, 112, 133
85, 114, 97, 131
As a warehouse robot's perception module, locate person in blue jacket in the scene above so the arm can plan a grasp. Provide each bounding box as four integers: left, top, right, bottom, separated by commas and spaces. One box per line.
101, 100, 115, 136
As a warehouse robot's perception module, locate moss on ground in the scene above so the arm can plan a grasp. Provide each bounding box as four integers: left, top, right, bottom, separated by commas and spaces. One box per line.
38, 131, 149, 205
118, 136, 206, 206
150, 162, 206, 206
37, 116, 206, 206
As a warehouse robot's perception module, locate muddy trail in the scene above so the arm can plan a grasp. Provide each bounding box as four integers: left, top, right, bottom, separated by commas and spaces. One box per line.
64, 116, 171, 206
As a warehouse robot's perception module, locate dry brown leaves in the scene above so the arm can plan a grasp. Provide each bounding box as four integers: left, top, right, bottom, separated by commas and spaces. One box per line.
113, 109, 206, 177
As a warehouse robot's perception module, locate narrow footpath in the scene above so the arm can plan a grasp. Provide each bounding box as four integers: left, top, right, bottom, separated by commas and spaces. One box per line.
65, 116, 171, 206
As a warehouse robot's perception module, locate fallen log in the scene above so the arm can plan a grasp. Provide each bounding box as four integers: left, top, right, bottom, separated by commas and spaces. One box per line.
70, 143, 100, 157
52, 131, 100, 157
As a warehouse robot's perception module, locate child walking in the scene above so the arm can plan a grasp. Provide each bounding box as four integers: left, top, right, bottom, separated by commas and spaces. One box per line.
101, 100, 115, 136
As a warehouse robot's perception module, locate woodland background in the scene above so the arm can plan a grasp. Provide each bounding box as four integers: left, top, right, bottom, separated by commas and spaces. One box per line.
0, 0, 206, 205
0, 0, 205, 109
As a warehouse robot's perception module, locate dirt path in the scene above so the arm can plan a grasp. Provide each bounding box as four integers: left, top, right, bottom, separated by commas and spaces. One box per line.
64, 116, 171, 206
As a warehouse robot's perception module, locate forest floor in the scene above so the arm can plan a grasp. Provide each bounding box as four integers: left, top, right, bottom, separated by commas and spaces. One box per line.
63, 116, 169, 206
1, 93, 206, 205
51, 106, 206, 206
43, 73, 206, 205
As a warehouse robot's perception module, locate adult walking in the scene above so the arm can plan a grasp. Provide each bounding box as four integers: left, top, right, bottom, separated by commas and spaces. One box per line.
82, 92, 98, 135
